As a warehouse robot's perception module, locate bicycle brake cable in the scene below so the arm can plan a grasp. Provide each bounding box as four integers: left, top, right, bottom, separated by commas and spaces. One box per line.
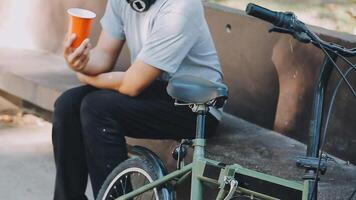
313, 35, 356, 97
309, 48, 356, 199
349, 187, 356, 200
336, 53, 356, 71
336, 54, 356, 200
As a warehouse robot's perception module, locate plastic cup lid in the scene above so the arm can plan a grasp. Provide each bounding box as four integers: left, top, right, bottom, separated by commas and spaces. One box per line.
67, 8, 96, 19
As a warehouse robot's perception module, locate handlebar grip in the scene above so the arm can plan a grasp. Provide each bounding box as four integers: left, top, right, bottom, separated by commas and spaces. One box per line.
246, 3, 278, 25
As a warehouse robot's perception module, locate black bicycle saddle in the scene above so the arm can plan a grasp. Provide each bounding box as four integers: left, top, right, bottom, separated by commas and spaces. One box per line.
166, 75, 228, 108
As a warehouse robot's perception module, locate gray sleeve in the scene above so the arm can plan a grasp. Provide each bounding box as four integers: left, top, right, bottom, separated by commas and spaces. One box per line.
100, 0, 126, 40
137, 12, 200, 73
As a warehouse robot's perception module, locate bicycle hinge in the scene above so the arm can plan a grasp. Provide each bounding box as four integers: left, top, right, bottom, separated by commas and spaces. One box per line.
296, 155, 328, 175
223, 177, 238, 200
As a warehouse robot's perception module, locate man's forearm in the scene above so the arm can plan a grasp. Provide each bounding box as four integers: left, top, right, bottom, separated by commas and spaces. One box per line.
78, 71, 125, 91
80, 48, 116, 75
78, 59, 162, 97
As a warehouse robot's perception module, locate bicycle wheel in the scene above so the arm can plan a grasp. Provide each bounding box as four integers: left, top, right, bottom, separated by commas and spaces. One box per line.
97, 157, 175, 200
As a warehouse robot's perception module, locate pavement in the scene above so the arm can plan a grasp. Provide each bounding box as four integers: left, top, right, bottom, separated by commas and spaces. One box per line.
0, 97, 93, 200
0, 117, 54, 200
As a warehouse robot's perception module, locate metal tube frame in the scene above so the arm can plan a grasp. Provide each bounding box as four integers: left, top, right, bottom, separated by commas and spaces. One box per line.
116, 151, 308, 200
117, 163, 193, 200
305, 51, 338, 200
190, 110, 207, 200
116, 96, 332, 199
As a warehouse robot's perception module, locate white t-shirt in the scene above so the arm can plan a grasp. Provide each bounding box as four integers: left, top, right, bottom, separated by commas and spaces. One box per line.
101, 0, 224, 120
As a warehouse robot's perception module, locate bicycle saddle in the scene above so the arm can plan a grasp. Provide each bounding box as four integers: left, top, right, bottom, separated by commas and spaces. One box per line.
167, 75, 228, 108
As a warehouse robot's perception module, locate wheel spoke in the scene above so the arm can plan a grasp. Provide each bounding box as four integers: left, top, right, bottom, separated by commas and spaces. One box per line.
150, 189, 154, 200
119, 179, 125, 195
113, 185, 119, 197
137, 177, 143, 200
124, 175, 128, 194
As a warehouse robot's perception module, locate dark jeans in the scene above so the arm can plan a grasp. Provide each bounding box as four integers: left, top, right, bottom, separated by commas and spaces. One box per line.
52, 81, 219, 200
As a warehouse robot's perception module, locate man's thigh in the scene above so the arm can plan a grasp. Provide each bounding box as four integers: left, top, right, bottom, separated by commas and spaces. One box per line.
80, 82, 217, 140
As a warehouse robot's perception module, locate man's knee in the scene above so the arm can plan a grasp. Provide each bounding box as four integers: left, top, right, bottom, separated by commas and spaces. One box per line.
54, 86, 94, 119
54, 89, 76, 119
80, 90, 117, 129
52, 88, 85, 147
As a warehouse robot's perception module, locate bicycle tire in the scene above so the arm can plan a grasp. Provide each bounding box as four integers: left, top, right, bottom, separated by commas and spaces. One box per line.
97, 157, 175, 200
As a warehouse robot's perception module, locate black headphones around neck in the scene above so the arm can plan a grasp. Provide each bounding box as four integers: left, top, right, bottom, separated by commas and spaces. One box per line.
126, 0, 156, 12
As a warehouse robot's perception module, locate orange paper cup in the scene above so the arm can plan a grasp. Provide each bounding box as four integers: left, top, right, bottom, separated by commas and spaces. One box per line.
67, 8, 96, 48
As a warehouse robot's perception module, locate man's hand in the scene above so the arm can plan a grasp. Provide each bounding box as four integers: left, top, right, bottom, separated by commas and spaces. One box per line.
64, 34, 92, 72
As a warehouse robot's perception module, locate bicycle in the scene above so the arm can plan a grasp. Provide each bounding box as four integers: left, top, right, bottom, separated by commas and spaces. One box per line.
97, 3, 356, 200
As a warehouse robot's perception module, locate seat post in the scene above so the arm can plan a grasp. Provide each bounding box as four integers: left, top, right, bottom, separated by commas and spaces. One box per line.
191, 105, 208, 200
191, 104, 208, 162
192, 104, 208, 140
196, 111, 207, 139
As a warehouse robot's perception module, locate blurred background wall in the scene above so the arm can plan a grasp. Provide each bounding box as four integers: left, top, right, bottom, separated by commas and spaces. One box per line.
0, 0, 106, 53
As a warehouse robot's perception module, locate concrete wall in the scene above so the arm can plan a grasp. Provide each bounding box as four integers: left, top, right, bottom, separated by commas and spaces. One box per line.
203, 3, 356, 163
0, 0, 355, 162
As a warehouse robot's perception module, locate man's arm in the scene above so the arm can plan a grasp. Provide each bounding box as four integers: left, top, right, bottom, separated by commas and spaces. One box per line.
64, 30, 125, 75
77, 59, 162, 97
65, 29, 161, 97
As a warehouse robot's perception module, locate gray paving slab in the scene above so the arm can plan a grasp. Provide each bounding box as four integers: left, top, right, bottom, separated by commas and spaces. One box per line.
0, 113, 94, 200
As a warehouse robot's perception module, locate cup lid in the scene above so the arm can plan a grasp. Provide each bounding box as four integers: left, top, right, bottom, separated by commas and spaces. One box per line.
67, 8, 96, 19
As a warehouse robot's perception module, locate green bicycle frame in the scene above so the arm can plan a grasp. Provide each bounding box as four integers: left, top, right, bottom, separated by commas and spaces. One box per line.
116, 109, 310, 200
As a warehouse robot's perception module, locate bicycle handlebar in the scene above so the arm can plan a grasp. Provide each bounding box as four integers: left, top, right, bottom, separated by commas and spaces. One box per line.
245, 3, 356, 57
246, 3, 306, 32
245, 4, 278, 25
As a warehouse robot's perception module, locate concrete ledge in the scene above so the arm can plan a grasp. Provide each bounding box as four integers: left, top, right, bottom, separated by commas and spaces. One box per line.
0, 48, 355, 199
0, 48, 80, 111
128, 114, 356, 199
